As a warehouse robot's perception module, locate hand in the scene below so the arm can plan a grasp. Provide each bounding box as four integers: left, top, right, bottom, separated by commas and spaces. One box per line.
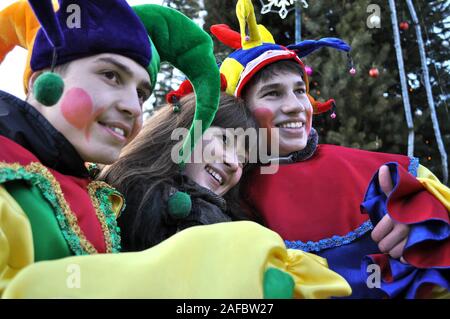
371, 165, 410, 263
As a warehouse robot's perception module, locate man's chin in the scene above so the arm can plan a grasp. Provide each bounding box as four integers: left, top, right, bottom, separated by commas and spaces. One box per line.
279, 141, 307, 156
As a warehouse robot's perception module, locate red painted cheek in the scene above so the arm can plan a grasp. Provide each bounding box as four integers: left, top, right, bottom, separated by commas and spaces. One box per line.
61, 88, 94, 130
84, 107, 106, 140
252, 107, 275, 129
252, 107, 276, 151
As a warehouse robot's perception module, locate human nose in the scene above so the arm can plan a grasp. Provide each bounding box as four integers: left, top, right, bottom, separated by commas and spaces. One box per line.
280, 91, 305, 114
118, 89, 142, 118
223, 148, 240, 172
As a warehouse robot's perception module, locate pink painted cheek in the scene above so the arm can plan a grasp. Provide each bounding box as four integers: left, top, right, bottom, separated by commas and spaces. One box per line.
61, 88, 94, 130
252, 107, 275, 129
252, 107, 276, 152
84, 106, 106, 140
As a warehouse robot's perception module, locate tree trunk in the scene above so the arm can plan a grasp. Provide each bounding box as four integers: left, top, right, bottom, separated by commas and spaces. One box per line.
406, 0, 448, 184
388, 0, 415, 157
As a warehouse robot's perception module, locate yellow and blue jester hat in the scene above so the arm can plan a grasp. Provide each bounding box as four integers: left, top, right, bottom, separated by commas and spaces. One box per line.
211, 0, 353, 115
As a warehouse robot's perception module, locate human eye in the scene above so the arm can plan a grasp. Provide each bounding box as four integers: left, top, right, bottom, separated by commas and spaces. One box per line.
295, 87, 306, 95
137, 88, 150, 105
262, 90, 279, 97
101, 70, 121, 84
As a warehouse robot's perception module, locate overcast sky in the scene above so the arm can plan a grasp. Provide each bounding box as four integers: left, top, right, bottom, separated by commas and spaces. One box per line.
0, 0, 163, 99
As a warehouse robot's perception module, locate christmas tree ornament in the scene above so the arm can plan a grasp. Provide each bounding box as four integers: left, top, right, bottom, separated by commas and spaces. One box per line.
369, 67, 379, 78
305, 65, 313, 76
399, 21, 409, 30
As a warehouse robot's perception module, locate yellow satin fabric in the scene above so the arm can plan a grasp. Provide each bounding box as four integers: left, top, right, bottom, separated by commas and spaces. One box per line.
3, 221, 351, 299
417, 165, 450, 212
0, 186, 34, 295
417, 165, 450, 298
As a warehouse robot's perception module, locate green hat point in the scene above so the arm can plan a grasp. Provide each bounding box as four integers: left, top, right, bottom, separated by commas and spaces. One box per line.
168, 191, 192, 219
34, 72, 64, 106
263, 268, 295, 299
132, 4, 221, 166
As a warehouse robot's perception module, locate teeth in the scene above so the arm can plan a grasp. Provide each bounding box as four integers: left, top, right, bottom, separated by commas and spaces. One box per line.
279, 122, 303, 129
109, 126, 125, 137
205, 166, 223, 185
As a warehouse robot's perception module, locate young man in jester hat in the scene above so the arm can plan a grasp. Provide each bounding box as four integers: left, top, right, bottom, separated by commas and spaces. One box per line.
211, 0, 450, 298
0, 0, 352, 299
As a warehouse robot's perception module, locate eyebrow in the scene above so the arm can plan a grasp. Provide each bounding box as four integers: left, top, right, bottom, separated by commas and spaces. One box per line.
258, 83, 282, 93
259, 81, 306, 93
95, 57, 152, 92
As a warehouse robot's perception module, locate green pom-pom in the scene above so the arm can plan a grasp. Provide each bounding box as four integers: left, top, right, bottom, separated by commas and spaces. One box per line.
167, 191, 192, 219
33, 72, 64, 106
263, 268, 295, 299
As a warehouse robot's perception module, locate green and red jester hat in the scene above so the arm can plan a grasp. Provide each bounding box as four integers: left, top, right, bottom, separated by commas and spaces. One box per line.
0, 0, 221, 164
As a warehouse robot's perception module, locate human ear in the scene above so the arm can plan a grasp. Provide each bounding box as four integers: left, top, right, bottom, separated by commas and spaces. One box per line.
28, 71, 43, 95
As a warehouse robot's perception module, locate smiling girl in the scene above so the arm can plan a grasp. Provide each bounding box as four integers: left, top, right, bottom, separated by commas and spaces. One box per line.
101, 92, 257, 251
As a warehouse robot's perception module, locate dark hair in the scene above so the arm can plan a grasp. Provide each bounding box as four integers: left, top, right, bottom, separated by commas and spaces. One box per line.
241, 59, 304, 100
100, 92, 257, 251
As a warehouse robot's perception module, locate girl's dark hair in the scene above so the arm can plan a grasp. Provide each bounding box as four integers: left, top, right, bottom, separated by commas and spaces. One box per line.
100, 92, 257, 251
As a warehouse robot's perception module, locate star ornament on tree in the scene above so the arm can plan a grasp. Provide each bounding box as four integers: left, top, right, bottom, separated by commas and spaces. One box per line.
260, 0, 309, 19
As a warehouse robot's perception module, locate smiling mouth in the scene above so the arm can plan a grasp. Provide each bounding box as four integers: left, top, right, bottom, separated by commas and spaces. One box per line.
205, 165, 224, 185
98, 122, 128, 140
276, 121, 304, 129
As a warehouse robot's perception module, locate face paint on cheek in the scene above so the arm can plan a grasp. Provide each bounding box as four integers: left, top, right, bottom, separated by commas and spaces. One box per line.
61, 88, 94, 130
252, 107, 276, 151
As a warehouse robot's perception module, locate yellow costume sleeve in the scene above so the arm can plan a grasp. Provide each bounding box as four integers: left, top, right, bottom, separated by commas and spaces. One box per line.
417, 165, 450, 212
3, 221, 351, 299
416, 165, 450, 299
0, 186, 34, 295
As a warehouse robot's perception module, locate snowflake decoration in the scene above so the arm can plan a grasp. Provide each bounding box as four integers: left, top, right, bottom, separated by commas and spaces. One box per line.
259, 0, 308, 19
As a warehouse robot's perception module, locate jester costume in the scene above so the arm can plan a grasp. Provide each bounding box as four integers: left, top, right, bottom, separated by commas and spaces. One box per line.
0, 0, 351, 298
245, 136, 450, 298
213, 0, 450, 298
